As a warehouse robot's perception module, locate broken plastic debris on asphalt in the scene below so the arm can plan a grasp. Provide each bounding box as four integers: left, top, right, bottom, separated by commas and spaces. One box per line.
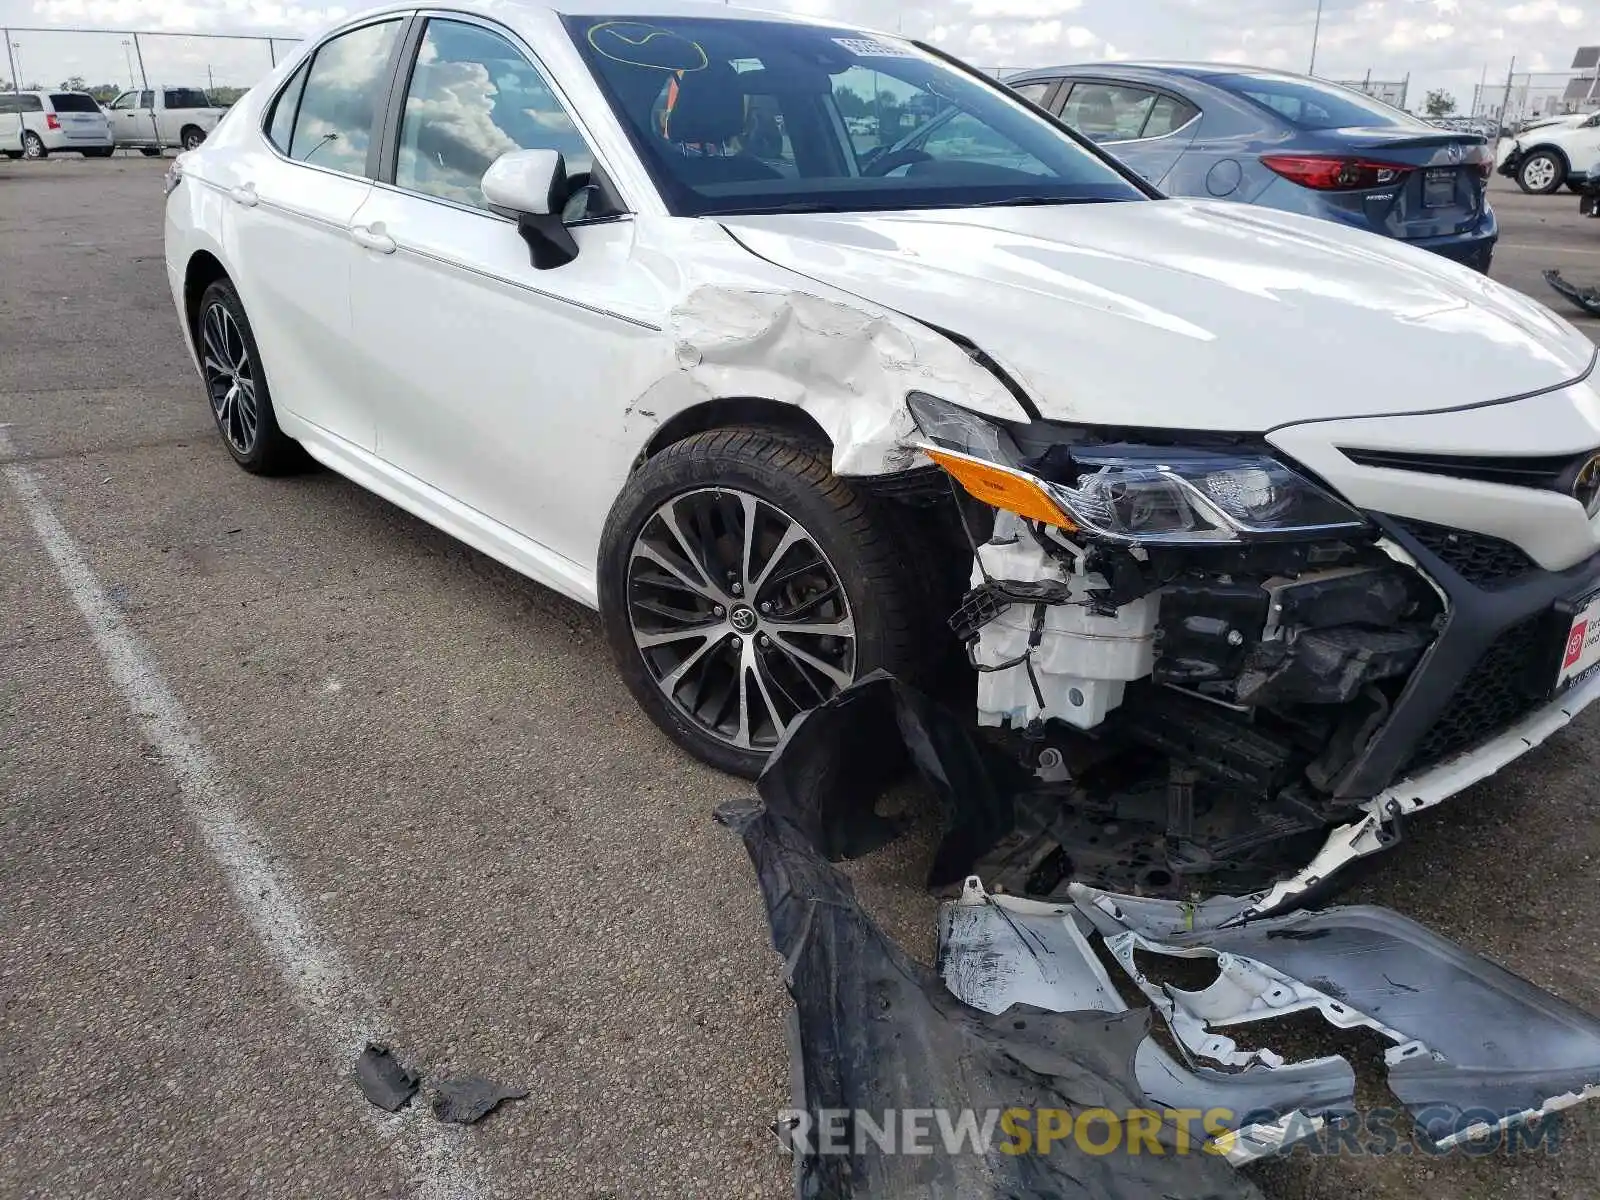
718, 671, 1600, 1198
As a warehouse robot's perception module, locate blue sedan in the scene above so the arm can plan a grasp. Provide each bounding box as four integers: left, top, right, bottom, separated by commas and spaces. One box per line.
1003, 63, 1497, 272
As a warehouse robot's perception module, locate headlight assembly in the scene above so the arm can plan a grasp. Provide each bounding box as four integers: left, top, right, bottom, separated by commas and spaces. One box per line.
907, 391, 1367, 544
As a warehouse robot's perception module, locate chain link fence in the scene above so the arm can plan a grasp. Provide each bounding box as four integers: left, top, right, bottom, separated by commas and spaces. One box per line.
2, 25, 301, 110
1471, 71, 1599, 130
1331, 76, 1410, 109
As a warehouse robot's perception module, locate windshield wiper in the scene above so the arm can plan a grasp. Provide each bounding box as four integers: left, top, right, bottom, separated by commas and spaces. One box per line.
698, 201, 851, 216
963, 194, 1135, 207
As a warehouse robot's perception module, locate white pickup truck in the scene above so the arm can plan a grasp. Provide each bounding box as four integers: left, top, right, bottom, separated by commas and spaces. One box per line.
107, 86, 227, 154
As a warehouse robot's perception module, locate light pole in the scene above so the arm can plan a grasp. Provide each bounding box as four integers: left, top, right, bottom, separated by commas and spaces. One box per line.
10, 40, 22, 89
122, 39, 135, 90
1308, 0, 1324, 76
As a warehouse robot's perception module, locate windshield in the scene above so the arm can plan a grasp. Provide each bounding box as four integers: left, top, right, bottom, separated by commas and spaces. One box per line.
564, 16, 1146, 216
1206, 72, 1432, 131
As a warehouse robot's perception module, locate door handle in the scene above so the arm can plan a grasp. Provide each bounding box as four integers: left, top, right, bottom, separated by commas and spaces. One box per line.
228, 184, 258, 208
350, 223, 396, 254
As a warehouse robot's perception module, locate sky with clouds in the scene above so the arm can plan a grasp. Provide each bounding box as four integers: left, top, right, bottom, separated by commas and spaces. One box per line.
0, 0, 1595, 116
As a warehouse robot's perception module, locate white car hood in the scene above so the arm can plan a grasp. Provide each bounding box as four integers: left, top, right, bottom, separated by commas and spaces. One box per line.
719, 199, 1595, 432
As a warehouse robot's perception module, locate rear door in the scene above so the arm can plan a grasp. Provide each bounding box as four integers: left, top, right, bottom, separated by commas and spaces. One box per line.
1057, 80, 1197, 186
223, 16, 407, 452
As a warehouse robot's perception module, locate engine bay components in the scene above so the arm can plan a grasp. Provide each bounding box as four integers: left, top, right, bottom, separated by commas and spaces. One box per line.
969, 515, 1159, 730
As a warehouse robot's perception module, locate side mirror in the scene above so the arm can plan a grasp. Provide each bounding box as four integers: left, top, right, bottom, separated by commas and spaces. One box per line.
483, 148, 577, 270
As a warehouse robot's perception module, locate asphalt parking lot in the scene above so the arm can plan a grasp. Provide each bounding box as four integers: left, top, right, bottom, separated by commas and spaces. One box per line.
3, 158, 1599, 1200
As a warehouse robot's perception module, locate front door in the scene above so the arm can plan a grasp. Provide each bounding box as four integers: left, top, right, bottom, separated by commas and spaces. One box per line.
109, 90, 155, 145
346, 15, 663, 576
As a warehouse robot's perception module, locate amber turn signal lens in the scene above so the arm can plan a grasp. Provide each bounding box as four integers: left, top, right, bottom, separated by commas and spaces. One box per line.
923, 447, 1076, 530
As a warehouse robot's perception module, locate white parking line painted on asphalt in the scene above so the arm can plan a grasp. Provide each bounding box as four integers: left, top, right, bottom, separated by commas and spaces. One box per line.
0, 426, 481, 1200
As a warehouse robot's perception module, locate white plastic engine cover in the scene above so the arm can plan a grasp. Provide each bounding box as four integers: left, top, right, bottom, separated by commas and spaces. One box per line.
972, 522, 1158, 730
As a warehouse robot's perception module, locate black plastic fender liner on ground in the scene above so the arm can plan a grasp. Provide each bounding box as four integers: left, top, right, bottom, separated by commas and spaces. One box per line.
716, 798, 1260, 1200
754, 669, 1023, 888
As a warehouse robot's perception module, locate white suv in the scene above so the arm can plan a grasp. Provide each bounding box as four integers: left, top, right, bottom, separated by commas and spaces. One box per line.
1500, 110, 1600, 194
0, 90, 115, 159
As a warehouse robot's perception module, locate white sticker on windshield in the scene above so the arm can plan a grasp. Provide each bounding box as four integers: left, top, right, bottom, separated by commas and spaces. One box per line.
833, 37, 917, 58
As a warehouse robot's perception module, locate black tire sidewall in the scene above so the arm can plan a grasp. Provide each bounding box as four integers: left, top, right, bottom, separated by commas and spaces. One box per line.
598, 432, 917, 778
196, 279, 285, 473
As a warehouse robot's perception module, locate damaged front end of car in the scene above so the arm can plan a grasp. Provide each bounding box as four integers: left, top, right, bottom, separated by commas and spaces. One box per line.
868, 390, 1600, 903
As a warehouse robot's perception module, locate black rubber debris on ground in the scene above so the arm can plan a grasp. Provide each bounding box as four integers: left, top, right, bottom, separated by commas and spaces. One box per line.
715, 797, 1258, 1200
353, 1042, 420, 1113
431, 1076, 530, 1125
1544, 269, 1600, 317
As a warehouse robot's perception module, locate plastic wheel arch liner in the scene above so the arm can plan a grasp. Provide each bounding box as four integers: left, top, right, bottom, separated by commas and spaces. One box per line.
1071, 886, 1600, 1150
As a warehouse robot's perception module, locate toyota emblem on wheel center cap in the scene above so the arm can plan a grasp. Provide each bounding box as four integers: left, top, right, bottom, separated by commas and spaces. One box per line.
730, 604, 759, 633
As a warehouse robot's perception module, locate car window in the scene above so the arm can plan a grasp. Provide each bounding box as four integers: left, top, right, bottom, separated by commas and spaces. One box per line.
1010, 81, 1051, 106
394, 18, 593, 209
1060, 82, 1156, 142
50, 93, 102, 113
266, 62, 311, 153
165, 88, 210, 109
18, 94, 44, 113
109, 92, 137, 111
139, 91, 154, 108
568, 16, 1144, 217
1141, 93, 1199, 138
1207, 72, 1432, 131
288, 19, 403, 173
912, 108, 1050, 173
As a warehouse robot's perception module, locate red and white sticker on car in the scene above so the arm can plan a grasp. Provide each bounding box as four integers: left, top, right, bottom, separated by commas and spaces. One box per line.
1557, 594, 1600, 690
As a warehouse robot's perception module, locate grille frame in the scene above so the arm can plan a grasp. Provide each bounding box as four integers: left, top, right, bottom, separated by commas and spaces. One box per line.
1399, 616, 1549, 777
1394, 519, 1539, 589
1330, 516, 1597, 800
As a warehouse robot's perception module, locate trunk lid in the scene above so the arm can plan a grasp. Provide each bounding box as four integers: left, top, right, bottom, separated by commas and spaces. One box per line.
1299, 127, 1491, 244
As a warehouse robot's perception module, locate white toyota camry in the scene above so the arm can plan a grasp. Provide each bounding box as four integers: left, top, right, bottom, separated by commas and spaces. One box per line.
166, 0, 1600, 898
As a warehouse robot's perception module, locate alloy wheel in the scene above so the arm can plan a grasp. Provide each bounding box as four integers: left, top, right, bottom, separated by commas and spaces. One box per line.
1522, 156, 1557, 192
626, 487, 857, 751
199, 302, 260, 455
183, 130, 204, 151
22, 133, 43, 159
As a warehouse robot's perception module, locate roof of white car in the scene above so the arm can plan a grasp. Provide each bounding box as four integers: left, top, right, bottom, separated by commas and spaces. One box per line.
341, 0, 857, 24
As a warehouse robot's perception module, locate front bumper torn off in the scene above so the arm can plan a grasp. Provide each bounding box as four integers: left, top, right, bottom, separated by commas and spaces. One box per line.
1066, 884, 1600, 1151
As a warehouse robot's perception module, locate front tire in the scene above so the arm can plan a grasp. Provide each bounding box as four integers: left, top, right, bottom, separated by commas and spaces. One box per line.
598, 428, 934, 777
1517, 150, 1564, 194
194, 279, 301, 475
21, 131, 45, 159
